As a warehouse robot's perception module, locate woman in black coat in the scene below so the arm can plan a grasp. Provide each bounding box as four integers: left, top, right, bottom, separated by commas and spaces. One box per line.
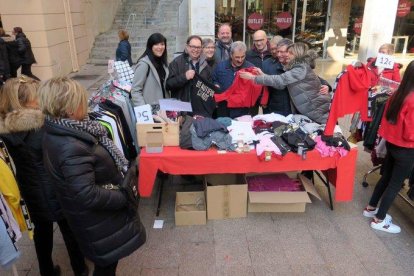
39, 77, 146, 276
13, 27, 40, 80
115, 29, 133, 66
0, 77, 88, 276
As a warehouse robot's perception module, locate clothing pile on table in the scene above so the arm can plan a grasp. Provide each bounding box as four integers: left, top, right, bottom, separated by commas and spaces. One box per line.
179, 113, 350, 160
0, 138, 34, 269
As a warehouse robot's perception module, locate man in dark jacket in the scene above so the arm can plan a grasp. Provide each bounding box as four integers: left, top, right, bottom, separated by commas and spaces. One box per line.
0, 27, 20, 78
246, 30, 272, 69
214, 23, 233, 63
263, 38, 331, 116
167, 35, 214, 117
213, 41, 254, 117
13, 27, 40, 80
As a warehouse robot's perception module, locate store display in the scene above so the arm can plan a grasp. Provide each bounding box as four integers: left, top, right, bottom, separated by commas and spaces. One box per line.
295, 0, 328, 55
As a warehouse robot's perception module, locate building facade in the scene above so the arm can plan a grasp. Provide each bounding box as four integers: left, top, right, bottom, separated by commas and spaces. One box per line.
0, 0, 121, 79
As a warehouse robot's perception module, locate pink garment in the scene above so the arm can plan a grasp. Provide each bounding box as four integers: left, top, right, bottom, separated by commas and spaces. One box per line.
256, 134, 282, 156
235, 115, 253, 123
315, 136, 348, 158
246, 173, 303, 192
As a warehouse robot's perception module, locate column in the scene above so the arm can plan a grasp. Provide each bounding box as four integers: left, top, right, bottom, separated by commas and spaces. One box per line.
325, 0, 352, 61
358, 0, 399, 62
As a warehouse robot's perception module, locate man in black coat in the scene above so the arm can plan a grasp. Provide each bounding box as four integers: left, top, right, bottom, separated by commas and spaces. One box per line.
246, 30, 272, 70
167, 35, 214, 117
13, 27, 40, 80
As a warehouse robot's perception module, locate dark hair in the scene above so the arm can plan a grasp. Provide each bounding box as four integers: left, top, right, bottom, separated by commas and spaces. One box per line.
385, 60, 414, 124
186, 35, 202, 45
138, 33, 168, 65
13, 27, 23, 34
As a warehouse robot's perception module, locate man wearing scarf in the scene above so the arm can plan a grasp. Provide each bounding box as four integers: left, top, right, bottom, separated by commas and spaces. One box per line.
214, 23, 233, 63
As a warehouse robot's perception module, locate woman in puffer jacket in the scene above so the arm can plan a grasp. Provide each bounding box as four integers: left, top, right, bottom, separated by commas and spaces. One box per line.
240, 42, 330, 124
38, 77, 146, 276
0, 76, 88, 276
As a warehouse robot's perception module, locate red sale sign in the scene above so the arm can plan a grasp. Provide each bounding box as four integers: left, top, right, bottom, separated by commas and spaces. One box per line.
275, 12, 293, 30
397, 0, 411, 17
247, 13, 264, 30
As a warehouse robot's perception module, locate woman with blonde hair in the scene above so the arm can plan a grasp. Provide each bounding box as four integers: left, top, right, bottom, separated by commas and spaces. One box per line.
115, 29, 133, 66
240, 42, 330, 124
367, 43, 402, 87
0, 76, 88, 276
39, 77, 146, 276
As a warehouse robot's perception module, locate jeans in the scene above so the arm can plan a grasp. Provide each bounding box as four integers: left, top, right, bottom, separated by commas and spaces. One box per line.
368, 142, 414, 220
32, 217, 87, 276
93, 261, 118, 276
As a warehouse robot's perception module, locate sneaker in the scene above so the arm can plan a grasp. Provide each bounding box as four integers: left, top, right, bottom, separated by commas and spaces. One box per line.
370, 215, 401, 234
362, 207, 378, 218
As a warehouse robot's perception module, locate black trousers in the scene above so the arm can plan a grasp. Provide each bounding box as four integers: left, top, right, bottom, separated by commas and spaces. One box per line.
93, 261, 118, 276
32, 217, 86, 276
21, 64, 40, 81
368, 142, 414, 220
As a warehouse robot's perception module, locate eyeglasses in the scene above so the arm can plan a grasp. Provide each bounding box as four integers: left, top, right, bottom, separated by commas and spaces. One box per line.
203, 46, 215, 50
187, 45, 202, 50
253, 38, 266, 43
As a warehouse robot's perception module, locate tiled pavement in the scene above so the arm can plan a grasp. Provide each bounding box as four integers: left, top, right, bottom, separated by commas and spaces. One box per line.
1, 60, 413, 276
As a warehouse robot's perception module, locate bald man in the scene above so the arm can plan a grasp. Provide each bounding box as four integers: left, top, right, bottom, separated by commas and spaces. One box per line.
246, 30, 272, 69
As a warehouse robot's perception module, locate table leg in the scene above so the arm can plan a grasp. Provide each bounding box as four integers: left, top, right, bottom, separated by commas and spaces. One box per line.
314, 170, 334, 210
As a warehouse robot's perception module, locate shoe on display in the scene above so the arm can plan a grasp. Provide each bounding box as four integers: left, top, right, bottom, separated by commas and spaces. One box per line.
370, 214, 401, 234
362, 207, 378, 217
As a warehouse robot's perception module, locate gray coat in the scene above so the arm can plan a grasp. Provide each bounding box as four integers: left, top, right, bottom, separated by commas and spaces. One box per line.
255, 55, 330, 124
131, 55, 169, 106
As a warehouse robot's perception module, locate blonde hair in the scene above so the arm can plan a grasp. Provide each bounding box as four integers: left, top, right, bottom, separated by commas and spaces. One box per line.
118, 29, 129, 40
38, 77, 87, 118
379, 43, 395, 55
0, 76, 39, 115
287, 42, 309, 58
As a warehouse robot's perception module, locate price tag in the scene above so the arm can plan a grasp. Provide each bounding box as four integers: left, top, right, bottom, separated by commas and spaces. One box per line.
134, 104, 154, 124
375, 53, 395, 69
107, 60, 114, 74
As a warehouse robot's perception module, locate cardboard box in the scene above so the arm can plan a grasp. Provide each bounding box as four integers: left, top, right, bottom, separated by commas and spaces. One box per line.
137, 122, 179, 147
145, 132, 163, 153
175, 191, 206, 226
205, 174, 247, 220
247, 174, 321, 213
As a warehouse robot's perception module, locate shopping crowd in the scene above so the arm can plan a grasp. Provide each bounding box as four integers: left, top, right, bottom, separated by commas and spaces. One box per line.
0, 22, 413, 276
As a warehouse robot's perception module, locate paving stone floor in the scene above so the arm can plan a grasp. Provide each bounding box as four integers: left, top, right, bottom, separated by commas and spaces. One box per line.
1, 60, 413, 276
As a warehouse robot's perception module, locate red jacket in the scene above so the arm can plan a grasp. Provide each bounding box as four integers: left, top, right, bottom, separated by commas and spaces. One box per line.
367, 57, 401, 87
379, 92, 414, 148
324, 64, 371, 135
214, 68, 269, 108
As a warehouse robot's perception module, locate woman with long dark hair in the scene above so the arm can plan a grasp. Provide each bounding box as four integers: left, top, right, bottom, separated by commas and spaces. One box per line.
363, 60, 414, 234
131, 33, 169, 107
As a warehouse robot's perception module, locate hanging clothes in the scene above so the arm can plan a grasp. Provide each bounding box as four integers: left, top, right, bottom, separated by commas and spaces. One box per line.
324, 64, 371, 136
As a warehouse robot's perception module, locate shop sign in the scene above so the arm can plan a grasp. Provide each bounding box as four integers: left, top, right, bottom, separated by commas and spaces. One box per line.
353, 18, 363, 35
247, 12, 264, 30
397, 0, 411, 17
275, 12, 293, 30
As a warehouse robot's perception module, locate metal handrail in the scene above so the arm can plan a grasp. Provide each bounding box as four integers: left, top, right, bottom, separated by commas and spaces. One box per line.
125, 12, 137, 32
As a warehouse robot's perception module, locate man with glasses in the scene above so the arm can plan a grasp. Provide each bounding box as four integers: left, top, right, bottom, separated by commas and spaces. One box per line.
246, 30, 272, 69
262, 37, 331, 115
213, 41, 254, 118
167, 35, 214, 117
214, 23, 233, 63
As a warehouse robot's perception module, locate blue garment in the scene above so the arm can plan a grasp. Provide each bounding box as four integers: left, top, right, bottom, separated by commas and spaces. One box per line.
262, 58, 292, 116
0, 218, 20, 269
212, 59, 254, 93
115, 40, 133, 66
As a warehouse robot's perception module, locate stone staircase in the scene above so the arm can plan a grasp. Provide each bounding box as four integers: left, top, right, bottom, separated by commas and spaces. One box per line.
88, 0, 181, 65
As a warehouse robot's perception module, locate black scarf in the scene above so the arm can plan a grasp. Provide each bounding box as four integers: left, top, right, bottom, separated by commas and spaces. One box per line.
147, 52, 166, 97
47, 116, 129, 173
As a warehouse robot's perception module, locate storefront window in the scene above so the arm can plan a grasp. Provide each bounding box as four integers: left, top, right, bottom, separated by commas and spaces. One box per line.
294, 0, 330, 56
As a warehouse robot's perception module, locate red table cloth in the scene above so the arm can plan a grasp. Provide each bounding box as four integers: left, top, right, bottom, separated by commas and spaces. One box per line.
138, 146, 358, 201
